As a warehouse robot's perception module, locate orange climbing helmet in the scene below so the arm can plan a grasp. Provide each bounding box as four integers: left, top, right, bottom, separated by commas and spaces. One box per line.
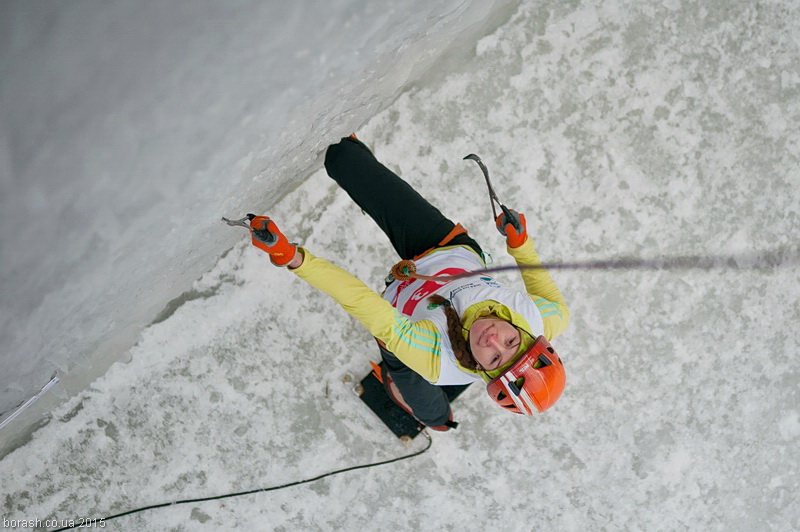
485, 335, 565, 415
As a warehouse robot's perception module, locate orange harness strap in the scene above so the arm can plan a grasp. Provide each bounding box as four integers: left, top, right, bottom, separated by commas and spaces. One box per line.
370, 361, 383, 383
412, 223, 468, 261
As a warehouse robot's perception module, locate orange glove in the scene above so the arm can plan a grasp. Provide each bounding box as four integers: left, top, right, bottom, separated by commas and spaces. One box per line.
248, 214, 297, 266
495, 209, 527, 248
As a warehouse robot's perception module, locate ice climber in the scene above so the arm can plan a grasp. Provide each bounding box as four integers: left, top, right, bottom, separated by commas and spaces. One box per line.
248, 135, 569, 430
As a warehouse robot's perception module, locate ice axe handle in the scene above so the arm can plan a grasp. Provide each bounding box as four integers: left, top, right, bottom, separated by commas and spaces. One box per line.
247, 213, 279, 246
500, 204, 523, 234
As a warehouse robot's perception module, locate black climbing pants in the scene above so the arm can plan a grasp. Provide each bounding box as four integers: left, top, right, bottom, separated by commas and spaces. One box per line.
324, 136, 478, 426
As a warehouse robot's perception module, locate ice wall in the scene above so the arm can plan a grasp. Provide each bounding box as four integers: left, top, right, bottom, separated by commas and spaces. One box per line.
0, 0, 516, 436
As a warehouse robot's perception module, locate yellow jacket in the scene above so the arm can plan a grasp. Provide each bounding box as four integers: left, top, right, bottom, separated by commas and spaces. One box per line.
291, 237, 569, 382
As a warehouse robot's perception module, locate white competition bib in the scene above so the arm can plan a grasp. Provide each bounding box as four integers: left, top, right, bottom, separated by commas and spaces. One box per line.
383, 247, 543, 385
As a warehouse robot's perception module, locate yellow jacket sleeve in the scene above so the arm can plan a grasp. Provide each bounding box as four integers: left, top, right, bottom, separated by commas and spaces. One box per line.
290, 248, 442, 382
507, 237, 570, 340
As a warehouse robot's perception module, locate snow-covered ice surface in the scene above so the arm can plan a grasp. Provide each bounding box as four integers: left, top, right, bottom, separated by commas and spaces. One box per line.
2, 1, 800, 531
